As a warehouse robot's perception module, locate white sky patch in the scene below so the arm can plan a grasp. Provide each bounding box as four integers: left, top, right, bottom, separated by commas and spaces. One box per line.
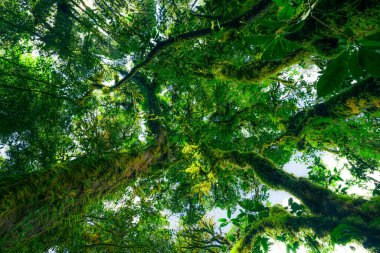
102, 79, 115, 87
321, 152, 348, 171
189, 0, 204, 11
268, 240, 367, 253
321, 152, 375, 197
268, 190, 294, 207
161, 210, 181, 230
104, 194, 140, 211
138, 117, 147, 143
82, 0, 94, 10
281, 64, 321, 84
283, 151, 310, 177
281, 151, 376, 198
0, 144, 9, 159
205, 207, 234, 233
240, 127, 252, 138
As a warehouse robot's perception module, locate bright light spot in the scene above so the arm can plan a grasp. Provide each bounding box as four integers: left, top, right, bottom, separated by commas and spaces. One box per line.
102, 79, 115, 87
138, 118, 147, 143
83, 0, 94, 9
321, 152, 348, 171
0, 145, 9, 159
268, 239, 368, 253
268, 190, 300, 207
283, 151, 310, 177
162, 210, 181, 231
281, 64, 320, 84
189, 0, 204, 11
241, 127, 252, 138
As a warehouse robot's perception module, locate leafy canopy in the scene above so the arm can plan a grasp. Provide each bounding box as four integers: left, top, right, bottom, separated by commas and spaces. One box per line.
0, 0, 379, 252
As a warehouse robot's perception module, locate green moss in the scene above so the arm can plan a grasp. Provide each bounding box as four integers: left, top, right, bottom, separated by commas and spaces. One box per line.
211, 50, 310, 83
331, 223, 362, 244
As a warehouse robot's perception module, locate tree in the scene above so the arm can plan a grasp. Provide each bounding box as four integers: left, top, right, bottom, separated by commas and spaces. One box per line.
0, 0, 379, 252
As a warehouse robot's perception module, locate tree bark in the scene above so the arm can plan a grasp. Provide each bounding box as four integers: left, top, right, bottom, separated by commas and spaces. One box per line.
0, 133, 166, 250
288, 78, 380, 136
217, 150, 380, 252
231, 213, 338, 253
217, 150, 375, 219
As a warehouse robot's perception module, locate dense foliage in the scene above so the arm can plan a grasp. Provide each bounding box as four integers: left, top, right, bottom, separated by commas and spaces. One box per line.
0, 0, 379, 252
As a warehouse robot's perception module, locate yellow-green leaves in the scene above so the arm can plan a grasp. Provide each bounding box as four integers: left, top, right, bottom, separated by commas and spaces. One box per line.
185, 162, 201, 174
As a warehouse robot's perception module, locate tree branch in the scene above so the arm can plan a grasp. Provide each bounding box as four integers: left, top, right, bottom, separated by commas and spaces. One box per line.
261, 78, 380, 151
212, 150, 367, 219
108, 0, 273, 90
231, 214, 338, 253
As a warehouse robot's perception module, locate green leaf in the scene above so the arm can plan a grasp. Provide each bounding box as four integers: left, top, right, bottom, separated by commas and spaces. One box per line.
278, 5, 295, 20
250, 35, 274, 45
218, 218, 227, 223
273, 0, 287, 5
220, 222, 228, 227
288, 197, 293, 205
283, 38, 300, 52
227, 209, 231, 218
236, 212, 245, 220
262, 39, 282, 61
196, 6, 205, 14
317, 50, 350, 97
258, 20, 286, 30
262, 37, 300, 61
358, 47, 380, 77
231, 219, 240, 226
284, 22, 304, 33
227, 235, 236, 242
358, 32, 380, 48
262, 238, 270, 252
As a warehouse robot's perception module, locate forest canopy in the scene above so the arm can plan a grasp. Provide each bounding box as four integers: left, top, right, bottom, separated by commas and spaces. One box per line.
0, 0, 379, 252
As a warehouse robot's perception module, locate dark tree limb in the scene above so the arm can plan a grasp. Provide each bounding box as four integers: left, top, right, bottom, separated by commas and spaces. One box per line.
212, 150, 369, 219
108, 0, 273, 90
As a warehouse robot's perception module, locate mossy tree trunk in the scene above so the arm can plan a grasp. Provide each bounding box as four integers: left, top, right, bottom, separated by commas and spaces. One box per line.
217, 150, 380, 252
0, 138, 166, 249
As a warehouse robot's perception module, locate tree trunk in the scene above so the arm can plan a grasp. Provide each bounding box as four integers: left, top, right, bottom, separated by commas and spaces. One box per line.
0, 135, 166, 250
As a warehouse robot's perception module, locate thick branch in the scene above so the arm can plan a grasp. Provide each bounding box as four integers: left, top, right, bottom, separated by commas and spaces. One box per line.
109, 0, 273, 90
131, 74, 163, 139
231, 214, 338, 253
288, 78, 380, 135
215, 150, 367, 219
262, 78, 380, 151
